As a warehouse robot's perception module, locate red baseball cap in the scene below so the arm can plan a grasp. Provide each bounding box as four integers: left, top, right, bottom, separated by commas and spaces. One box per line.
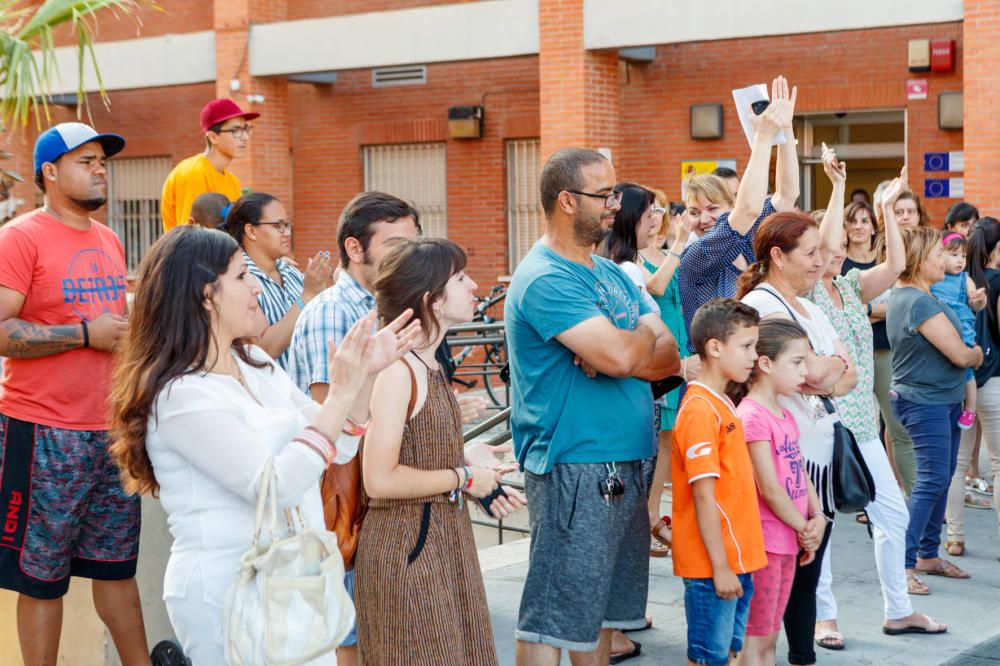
200, 98, 260, 132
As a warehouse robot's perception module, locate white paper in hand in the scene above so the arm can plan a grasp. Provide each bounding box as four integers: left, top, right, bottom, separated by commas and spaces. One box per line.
732, 84, 787, 148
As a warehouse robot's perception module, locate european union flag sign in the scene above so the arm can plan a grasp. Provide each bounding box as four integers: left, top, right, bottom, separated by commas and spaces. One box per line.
924, 151, 965, 172
925, 178, 965, 198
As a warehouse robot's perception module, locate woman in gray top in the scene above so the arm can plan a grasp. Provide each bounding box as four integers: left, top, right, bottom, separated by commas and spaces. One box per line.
887, 226, 983, 594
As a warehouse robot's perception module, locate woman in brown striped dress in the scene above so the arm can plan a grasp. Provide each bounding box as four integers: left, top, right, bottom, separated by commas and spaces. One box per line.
356, 238, 521, 665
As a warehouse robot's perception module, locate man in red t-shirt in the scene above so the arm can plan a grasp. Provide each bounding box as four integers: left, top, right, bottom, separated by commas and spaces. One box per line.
0, 123, 148, 663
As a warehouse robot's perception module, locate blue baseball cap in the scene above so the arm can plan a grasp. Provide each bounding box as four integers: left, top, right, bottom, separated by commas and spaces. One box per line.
33, 122, 125, 174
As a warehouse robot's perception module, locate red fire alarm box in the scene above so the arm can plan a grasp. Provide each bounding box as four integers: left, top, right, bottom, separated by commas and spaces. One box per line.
931, 40, 956, 72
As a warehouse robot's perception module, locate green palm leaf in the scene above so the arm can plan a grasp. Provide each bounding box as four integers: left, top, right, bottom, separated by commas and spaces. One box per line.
0, 0, 161, 128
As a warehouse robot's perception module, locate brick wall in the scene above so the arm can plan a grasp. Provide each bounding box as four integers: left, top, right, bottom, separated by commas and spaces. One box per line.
963, 1, 999, 213
617, 22, 964, 224
288, 56, 539, 288
51, 0, 212, 46
287, 0, 479, 21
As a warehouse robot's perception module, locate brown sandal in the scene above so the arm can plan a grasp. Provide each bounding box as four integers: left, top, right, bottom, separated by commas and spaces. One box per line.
651, 517, 672, 548
946, 541, 964, 557
916, 558, 970, 579
907, 573, 930, 595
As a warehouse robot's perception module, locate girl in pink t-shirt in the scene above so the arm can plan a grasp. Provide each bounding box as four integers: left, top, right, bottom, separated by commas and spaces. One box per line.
732, 319, 826, 666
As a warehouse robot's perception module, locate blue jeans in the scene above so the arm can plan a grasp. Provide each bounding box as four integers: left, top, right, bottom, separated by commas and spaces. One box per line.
683, 573, 754, 666
892, 397, 962, 568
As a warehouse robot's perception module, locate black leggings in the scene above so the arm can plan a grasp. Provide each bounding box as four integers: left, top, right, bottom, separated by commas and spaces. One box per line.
783, 520, 834, 665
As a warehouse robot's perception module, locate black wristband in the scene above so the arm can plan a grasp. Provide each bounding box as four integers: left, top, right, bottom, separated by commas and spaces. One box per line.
81, 320, 90, 348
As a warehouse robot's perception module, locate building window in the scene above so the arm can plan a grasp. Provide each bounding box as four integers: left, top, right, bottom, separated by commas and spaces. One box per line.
363, 143, 447, 238
506, 138, 542, 271
107, 157, 172, 276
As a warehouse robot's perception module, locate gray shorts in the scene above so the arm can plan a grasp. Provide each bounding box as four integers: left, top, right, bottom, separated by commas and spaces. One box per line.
516, 461, 649, 652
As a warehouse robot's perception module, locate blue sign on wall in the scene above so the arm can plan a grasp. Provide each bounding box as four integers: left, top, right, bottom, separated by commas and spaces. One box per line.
924, 151, 965, 172
925, 178, 964, 198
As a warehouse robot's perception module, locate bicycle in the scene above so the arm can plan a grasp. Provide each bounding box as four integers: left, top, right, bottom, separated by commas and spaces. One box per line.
444, 284, 508, 407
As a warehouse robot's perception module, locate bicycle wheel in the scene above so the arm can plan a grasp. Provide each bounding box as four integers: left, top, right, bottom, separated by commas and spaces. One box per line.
481, 343, 508, 408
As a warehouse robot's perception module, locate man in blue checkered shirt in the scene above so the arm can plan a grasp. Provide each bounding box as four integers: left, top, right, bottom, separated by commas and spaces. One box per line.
287, 191, 420, 663
678, 76, 801, 351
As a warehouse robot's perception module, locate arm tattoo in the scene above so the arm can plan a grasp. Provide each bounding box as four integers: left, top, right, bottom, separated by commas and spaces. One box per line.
0, 319, 83, 359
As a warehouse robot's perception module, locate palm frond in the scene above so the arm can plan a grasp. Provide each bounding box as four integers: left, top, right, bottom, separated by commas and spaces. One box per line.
0, 0, 161, 128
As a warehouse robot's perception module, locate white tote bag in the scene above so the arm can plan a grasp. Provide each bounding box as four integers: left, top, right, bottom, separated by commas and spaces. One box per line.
223, 459, 355, 665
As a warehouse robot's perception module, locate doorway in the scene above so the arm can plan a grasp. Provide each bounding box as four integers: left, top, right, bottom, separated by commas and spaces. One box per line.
794, 110, 905, 211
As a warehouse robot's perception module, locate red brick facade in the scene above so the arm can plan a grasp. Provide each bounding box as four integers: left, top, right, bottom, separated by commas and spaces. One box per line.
0, 2, 977, 288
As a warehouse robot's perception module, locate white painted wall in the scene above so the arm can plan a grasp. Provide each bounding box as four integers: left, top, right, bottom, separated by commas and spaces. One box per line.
43, 31, 215, 95
584, 0, 964, 50
249, 0, 539, 76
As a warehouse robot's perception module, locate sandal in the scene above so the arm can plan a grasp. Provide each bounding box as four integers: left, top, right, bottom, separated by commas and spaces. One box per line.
651, 516, 672, 548
623, 617, 653, 634
883, 615, 948, 635
965, 492, 991, 509
966, 477, 994, 496
814, 629, 845, 651
946, 541, 965, 557
856, 511, 869, 525
609, 639, 641, 664
649, 538, 669, 558
907, 572, 930, 595
916, 558, 970, 579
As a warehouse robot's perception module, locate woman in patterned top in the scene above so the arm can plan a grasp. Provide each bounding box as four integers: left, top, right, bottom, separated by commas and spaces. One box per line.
808, 159, 947, 643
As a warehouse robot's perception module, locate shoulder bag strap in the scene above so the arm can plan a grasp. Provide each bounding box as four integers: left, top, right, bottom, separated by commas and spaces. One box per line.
750, 285, 800, 323
402, 358, 419, 422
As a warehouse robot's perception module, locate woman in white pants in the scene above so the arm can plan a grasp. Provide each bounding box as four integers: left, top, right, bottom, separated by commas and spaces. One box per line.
807, 162, 946, 646
945, 217, 1000, 556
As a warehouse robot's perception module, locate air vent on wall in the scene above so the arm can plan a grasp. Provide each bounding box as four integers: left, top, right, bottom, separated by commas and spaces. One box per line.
372, 65, 427, 88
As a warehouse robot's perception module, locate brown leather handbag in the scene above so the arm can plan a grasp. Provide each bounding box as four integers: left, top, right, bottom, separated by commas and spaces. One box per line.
319, 361, 419, 568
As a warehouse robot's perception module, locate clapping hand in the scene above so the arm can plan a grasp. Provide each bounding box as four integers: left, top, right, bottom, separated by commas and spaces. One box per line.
369, 308, 422, 374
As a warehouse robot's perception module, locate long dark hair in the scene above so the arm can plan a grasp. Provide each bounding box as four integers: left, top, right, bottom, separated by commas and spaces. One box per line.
736, 212, 818, 298
110, 226, 266, 495
727, 319, 809, 404
844, 201, 877, 251
598, 182, 654, 264
225, 192, 279, 246
966, 217, 1000, 291
374, 238, 468, 343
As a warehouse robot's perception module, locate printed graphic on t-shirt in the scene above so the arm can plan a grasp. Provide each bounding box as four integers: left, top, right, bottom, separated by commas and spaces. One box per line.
595, 279, 639, 330
776, 435, 808, 501
61, 249, 127, 320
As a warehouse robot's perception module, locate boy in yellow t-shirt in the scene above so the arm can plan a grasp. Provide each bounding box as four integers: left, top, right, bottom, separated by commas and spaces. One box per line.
160, 98, 259, 231
672, 297, 767, 666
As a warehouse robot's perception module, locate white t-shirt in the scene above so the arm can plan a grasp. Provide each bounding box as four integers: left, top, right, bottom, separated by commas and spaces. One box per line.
742, 283, 840, 513
620, 260, 660, 314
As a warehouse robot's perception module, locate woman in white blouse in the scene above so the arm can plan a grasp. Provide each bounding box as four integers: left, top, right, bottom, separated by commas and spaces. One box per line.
109, 226, 418, 664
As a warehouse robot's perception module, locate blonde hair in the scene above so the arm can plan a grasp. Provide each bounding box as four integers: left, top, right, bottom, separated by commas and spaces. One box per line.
640, 184, 670, 239
684, 173, 734, 209
899, 226, 941, 282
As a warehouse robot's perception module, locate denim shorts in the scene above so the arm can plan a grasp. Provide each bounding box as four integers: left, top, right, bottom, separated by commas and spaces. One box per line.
516, 461, 649, 652
342, 567, 357, 647
683, 573, 755, 666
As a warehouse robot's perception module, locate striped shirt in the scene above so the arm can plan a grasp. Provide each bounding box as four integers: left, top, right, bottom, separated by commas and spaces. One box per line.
677, 198, 776, 351
287, 271, 375, 394
244, 252, 305, 369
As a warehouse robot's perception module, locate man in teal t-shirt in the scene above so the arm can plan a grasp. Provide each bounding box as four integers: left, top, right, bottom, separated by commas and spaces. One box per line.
507, 148, 679, 663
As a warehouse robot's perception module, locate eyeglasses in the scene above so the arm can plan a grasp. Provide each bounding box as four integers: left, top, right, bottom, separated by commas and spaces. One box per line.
650, 206, 666, 215
256, 220, 293, 234
566, 189, 623, 209
217, 124, 254, 140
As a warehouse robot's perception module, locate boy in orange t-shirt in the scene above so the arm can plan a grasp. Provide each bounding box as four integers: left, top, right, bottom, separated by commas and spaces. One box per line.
672, 298, 767, 666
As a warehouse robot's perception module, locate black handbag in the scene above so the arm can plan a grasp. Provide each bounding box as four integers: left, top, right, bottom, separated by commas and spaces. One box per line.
823, 397, 876, 514
973, 304, 1000, 388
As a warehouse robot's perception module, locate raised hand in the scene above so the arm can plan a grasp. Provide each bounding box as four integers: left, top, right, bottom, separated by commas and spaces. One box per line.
881, 166, 909, 211
820, 142, 847, 187
327, 311, 376, 396
369, 308, 422, 374
750, 75, 798, 138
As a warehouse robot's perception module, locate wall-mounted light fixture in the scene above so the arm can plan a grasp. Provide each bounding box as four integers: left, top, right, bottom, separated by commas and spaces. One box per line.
939, 91, 963, 130
448, 105, 484, 139
690, 104, 723, 140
